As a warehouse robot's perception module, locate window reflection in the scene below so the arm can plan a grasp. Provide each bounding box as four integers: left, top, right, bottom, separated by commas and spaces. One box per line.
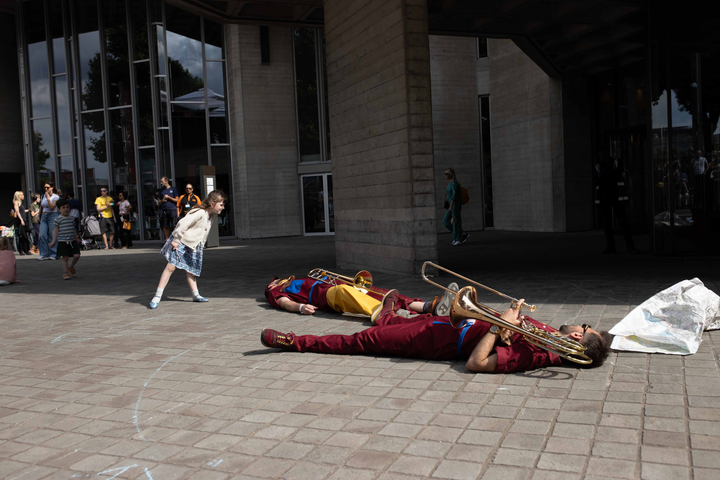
302, 175, 325, 233
139, 148, 160, 240
110, 108, 137, 206
25, 0, 50, 119
166, 28, 204, 100
75, 0, 102, 111
207, 62, 227, 144
50, 1, 66, 74
171, 103, 208, 190
129, 0, 149, 60
82, 111, 108, 205
211, 146, 233, 236
204, 20, 224, 60
104, 0, 132, 107
154, 25, 166, 75
135, 62, 154, 145
54, 76, 72, 155
60, 157, 74, 198
32, 119, 55, 188
294, 28, 321, 162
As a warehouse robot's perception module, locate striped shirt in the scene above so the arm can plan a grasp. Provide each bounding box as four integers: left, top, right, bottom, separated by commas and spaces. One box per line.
53, 215, 76, 242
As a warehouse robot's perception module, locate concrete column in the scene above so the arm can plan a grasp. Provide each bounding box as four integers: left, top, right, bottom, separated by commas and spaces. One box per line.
429, 35, 483, 233
225, 24, 302, 239
324, 0, 437, 275
488, 39, 565, 232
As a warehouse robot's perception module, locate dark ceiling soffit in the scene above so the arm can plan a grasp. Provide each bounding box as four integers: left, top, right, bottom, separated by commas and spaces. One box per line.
162, 0, 324, 27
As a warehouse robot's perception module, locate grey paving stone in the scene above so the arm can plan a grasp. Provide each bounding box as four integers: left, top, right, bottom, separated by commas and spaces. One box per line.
1, 237, 718, 479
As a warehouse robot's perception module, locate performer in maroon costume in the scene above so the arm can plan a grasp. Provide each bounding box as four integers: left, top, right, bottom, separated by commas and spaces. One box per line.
264, 276, 440, 318
261, 292, 612, 374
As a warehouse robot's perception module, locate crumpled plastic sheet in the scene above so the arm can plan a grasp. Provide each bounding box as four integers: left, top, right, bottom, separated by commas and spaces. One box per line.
610, 278, 720, 355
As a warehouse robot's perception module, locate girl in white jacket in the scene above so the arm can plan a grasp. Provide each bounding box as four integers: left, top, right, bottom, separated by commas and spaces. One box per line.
150, 190, 226, 308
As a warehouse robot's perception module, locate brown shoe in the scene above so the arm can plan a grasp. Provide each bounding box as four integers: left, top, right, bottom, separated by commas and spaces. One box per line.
371, 289, 399, 326
260, 329, 296, 349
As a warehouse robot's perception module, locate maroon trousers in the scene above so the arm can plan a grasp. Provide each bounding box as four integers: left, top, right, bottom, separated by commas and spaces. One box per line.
292, 313, 480, 361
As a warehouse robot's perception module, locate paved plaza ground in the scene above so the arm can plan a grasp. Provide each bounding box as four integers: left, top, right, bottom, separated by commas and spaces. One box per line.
1, 231, 719, 480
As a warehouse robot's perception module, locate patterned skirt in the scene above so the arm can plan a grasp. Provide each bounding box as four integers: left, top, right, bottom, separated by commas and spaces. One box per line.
161, 235, 203, 277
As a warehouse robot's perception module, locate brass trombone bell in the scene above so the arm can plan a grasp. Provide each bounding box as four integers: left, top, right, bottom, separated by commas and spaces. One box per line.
450, 285, 591, 365
422, 261, 536, 313
308, 268, 379, 293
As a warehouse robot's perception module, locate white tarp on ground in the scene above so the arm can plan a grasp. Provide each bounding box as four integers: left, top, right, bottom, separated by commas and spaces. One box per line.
610, 278, 720, 355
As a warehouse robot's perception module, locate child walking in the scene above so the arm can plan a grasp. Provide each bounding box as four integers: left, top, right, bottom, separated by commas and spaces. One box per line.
150, 190, 226, 309
48, 199, 81, 280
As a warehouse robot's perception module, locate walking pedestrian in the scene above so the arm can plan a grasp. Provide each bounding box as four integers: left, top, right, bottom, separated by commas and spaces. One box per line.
48, 199, 81, 280
94, 187, 115, 249
29, 194, 40, 254
443, 168, 469, 246
149, 190, 226, 309
117, 192, 133, 249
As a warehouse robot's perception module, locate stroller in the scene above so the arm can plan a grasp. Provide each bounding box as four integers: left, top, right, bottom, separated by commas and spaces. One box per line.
79, 214, 103, 250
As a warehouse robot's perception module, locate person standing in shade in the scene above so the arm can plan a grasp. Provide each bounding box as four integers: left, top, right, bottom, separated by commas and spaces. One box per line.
176, 184, 201, 220
117, 192, 133, 249
149, 190, 226, 309
594, 154, 639, 254
38, 182, 59, 260
95, 188, 116, 249
157, 177, 180, 241
443, 168, 469, 246
12, 191, 31, 256
29, 194, 41, 254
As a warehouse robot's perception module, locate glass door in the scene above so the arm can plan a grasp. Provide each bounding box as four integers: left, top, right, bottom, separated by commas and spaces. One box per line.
301, 173, 334, 235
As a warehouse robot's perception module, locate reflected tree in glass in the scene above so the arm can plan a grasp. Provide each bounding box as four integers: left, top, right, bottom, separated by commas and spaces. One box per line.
293, 28, 321, 161
33, 131, 52, 183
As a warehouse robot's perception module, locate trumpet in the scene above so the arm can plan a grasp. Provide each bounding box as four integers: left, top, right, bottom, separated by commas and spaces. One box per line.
422, 262, 591, 365
308, 268, 382, 293
422, 261, 535, 313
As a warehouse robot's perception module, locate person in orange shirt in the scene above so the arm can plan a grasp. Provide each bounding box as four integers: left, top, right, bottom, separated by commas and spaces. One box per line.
176, 184, 201, 220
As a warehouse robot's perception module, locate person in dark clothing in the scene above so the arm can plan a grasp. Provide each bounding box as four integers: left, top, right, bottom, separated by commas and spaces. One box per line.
12, 191, 31, 255
157, 177, 180, 241
176, 184, 201, 220
595, 155, 639, 254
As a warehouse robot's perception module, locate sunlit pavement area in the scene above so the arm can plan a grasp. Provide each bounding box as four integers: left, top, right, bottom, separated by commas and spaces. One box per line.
1, 231, 719, 480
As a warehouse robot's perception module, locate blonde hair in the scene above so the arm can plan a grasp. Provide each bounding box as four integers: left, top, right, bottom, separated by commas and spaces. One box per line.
13, 191, 23, 203
0, 237, 9, 251
444, 168, 456, 180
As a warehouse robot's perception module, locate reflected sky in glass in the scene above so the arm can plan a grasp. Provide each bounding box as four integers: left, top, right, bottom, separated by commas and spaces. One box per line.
54, 76, 72, 155
651, 90, 694, 129
167, 29, 204, 100
78, 31, 103, 110
28, 41, 51, 118
83, 112, 108, 196
32, 119, 55, 184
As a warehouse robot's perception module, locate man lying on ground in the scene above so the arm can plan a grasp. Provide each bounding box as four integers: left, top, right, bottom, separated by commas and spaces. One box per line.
260, 290, 612, 374
264, 276, 457, 323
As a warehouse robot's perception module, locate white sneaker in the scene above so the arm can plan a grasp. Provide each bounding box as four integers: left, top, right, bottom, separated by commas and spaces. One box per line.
451, 241, 461, 246
37, 256, 47, 261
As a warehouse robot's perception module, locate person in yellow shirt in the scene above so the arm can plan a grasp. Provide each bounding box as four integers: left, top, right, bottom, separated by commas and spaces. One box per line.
94, 187, 116, 249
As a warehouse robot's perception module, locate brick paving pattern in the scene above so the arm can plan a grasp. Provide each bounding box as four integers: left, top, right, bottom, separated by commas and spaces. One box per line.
1, 232, 719, 479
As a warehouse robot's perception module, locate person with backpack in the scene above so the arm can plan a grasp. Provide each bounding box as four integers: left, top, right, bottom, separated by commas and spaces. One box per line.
443, 168, 469, 246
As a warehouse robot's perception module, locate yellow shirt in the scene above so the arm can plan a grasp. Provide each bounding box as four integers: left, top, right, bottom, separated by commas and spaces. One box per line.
95, 196, 114, 219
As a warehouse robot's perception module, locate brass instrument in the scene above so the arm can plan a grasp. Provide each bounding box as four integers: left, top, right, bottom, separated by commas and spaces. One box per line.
422, 261, 535, 312
421, 262, 591, 365
308, 268, 381, 293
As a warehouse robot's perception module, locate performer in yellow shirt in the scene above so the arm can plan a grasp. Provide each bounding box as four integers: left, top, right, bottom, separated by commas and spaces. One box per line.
94, 188, 115, 249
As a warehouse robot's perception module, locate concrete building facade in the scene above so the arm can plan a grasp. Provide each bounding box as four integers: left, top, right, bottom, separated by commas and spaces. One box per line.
3, 0, 719, 271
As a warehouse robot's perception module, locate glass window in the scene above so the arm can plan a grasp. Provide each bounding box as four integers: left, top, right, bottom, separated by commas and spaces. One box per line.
104, 0, 132, 107
139, 148, 160, 240
327, 174, 334, 233
166, 9, 204, 101
477, 37, 487, 58
60, 157, 74, 198
302, 175, 325, 233
154, 25, 166, 75
32, 119, 55, 188
204, 19, 224, 60
480, 95, 493, 228
82, 111, 108, 205
171, 103, 208, 189
207, 61, 227, 144
211, 146, 234, 236
134, 62, 154, 145
158, 128, 172, 182
109, 108, 136, 202
50, 1, 66, 74
129, 0, 149, 60
25, 0, 50, 119
75, 0, 103, 111
158, 77, 169, 126
293, 28, 321, 162
54, 76, 72, 156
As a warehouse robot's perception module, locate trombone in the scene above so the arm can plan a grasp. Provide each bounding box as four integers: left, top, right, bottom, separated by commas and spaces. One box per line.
421, 262, 591, 365
308, 268, 382, 294
422, 261, 536, 313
